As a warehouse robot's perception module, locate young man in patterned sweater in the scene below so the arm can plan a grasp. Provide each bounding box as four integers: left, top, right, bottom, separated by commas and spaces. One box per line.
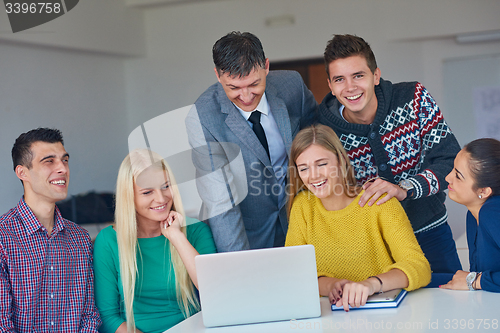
317, 34, 462, 278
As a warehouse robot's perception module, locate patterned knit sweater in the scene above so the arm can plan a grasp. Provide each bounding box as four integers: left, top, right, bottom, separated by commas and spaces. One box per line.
285, 191, 431, 291
317, 78, 461, 233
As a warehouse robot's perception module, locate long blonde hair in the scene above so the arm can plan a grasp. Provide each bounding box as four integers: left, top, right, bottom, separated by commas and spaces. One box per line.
287, 124, 360, 217
115, 149, 199, 332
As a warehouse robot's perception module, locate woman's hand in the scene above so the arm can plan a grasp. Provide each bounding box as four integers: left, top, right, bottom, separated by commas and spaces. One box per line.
160, 211, 201, 288
439, 270, 469, 290
334, 271, 407, 311
335, 279, 379, 311
318, 276, 350, 301
161, 210, 184, 240
326, 279, 350, 305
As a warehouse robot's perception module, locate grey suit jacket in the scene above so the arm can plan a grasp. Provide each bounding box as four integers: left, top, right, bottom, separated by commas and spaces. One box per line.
185, 70, 317, 252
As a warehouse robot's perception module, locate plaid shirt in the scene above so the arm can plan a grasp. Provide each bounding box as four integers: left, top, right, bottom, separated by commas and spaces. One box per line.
0, 198, 101, 332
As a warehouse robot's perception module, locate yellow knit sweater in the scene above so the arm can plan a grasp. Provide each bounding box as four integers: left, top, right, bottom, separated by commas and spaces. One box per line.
285, 190, 431, 291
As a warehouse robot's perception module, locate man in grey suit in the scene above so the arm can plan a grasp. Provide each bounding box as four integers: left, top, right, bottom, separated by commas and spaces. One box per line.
185, 32, 317, 252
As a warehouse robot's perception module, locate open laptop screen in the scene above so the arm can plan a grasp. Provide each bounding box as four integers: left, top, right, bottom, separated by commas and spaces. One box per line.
195, 245, 321, 328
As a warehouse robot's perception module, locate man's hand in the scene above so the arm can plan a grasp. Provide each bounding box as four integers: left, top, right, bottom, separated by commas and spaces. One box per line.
359, 178, 407, 207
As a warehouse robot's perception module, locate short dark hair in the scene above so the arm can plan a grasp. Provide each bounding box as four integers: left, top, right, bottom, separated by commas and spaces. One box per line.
212, 31, 266, 78
324, 34, 377, 79
463, 138, 500, 196
12, 128, 64, 171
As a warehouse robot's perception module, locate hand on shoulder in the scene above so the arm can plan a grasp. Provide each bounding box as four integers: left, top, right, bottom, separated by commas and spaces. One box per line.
359, 178, 406, 207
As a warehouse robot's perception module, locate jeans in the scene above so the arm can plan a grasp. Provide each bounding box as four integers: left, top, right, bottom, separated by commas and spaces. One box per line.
415, 222, 462, 287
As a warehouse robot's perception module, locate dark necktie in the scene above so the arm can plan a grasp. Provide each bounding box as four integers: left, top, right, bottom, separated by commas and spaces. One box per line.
248, 111, 270, 159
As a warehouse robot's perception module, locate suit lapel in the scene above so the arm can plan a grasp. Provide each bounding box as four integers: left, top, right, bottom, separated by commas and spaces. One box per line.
217, 86, 271, 165
266, 84, 292, 155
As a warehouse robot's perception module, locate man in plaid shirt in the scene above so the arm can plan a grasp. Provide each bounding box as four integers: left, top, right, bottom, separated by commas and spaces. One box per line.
0, 128, 101, 332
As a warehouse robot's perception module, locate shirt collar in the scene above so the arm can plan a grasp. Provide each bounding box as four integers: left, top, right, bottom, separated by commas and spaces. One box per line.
234, 93, 269, 121
339, 104, 350, 123
16, 197, 66, 235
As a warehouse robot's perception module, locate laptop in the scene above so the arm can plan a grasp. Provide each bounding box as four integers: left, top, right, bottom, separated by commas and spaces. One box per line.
195, 244, 321, 328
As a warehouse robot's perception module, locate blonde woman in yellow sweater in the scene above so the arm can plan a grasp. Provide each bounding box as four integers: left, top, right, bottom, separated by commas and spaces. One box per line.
285, 124, 430, 311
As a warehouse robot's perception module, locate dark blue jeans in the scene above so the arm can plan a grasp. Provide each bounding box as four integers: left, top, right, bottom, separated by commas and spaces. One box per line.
415, 222, 462, 288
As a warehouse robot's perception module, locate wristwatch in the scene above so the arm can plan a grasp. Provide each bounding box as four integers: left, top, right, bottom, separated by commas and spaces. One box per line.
466, 272, 478, 291
398, 179, 415, 199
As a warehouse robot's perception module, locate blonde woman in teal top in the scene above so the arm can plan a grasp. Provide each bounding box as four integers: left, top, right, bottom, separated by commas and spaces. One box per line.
93, 149, 216, 333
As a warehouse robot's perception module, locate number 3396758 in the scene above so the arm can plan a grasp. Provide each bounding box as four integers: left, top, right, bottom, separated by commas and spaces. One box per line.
5, 3, 62, 14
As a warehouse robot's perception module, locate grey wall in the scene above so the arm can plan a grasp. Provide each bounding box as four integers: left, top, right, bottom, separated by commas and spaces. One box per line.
0, 0, 499, 250
125, 0, 500, 127
0, 43, 129, 213
123, 0, 500, 251
443, 54, 500, 265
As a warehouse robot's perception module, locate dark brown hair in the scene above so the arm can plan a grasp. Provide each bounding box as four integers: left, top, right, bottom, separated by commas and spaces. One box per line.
213, 31, 266, 78
324, 34, 377, 79
12, 127, 63, 171
463, 138, 500, 196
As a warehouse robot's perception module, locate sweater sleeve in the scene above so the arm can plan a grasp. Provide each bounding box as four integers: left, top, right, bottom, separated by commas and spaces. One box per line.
477, 203, 500, 293
405, 83, 461, 200
480, 271, 500, 292
285, 193, 309, 247
378, 198, 431, 290
93, 227, 125, 333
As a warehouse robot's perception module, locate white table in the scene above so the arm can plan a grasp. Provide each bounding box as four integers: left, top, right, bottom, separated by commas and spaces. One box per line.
165, 288, 500, 332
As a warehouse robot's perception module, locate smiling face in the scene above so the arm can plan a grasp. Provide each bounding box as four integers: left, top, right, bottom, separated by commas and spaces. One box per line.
295, 144, 344, 205
445, 150, 482, 207
19, 141, 70, 205
216, 59, 269, 112
134, 166, 173, 227
327, 55, 381, 123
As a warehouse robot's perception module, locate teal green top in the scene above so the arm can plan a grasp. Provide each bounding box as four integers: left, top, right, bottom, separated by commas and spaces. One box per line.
93, 218, 216, 333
